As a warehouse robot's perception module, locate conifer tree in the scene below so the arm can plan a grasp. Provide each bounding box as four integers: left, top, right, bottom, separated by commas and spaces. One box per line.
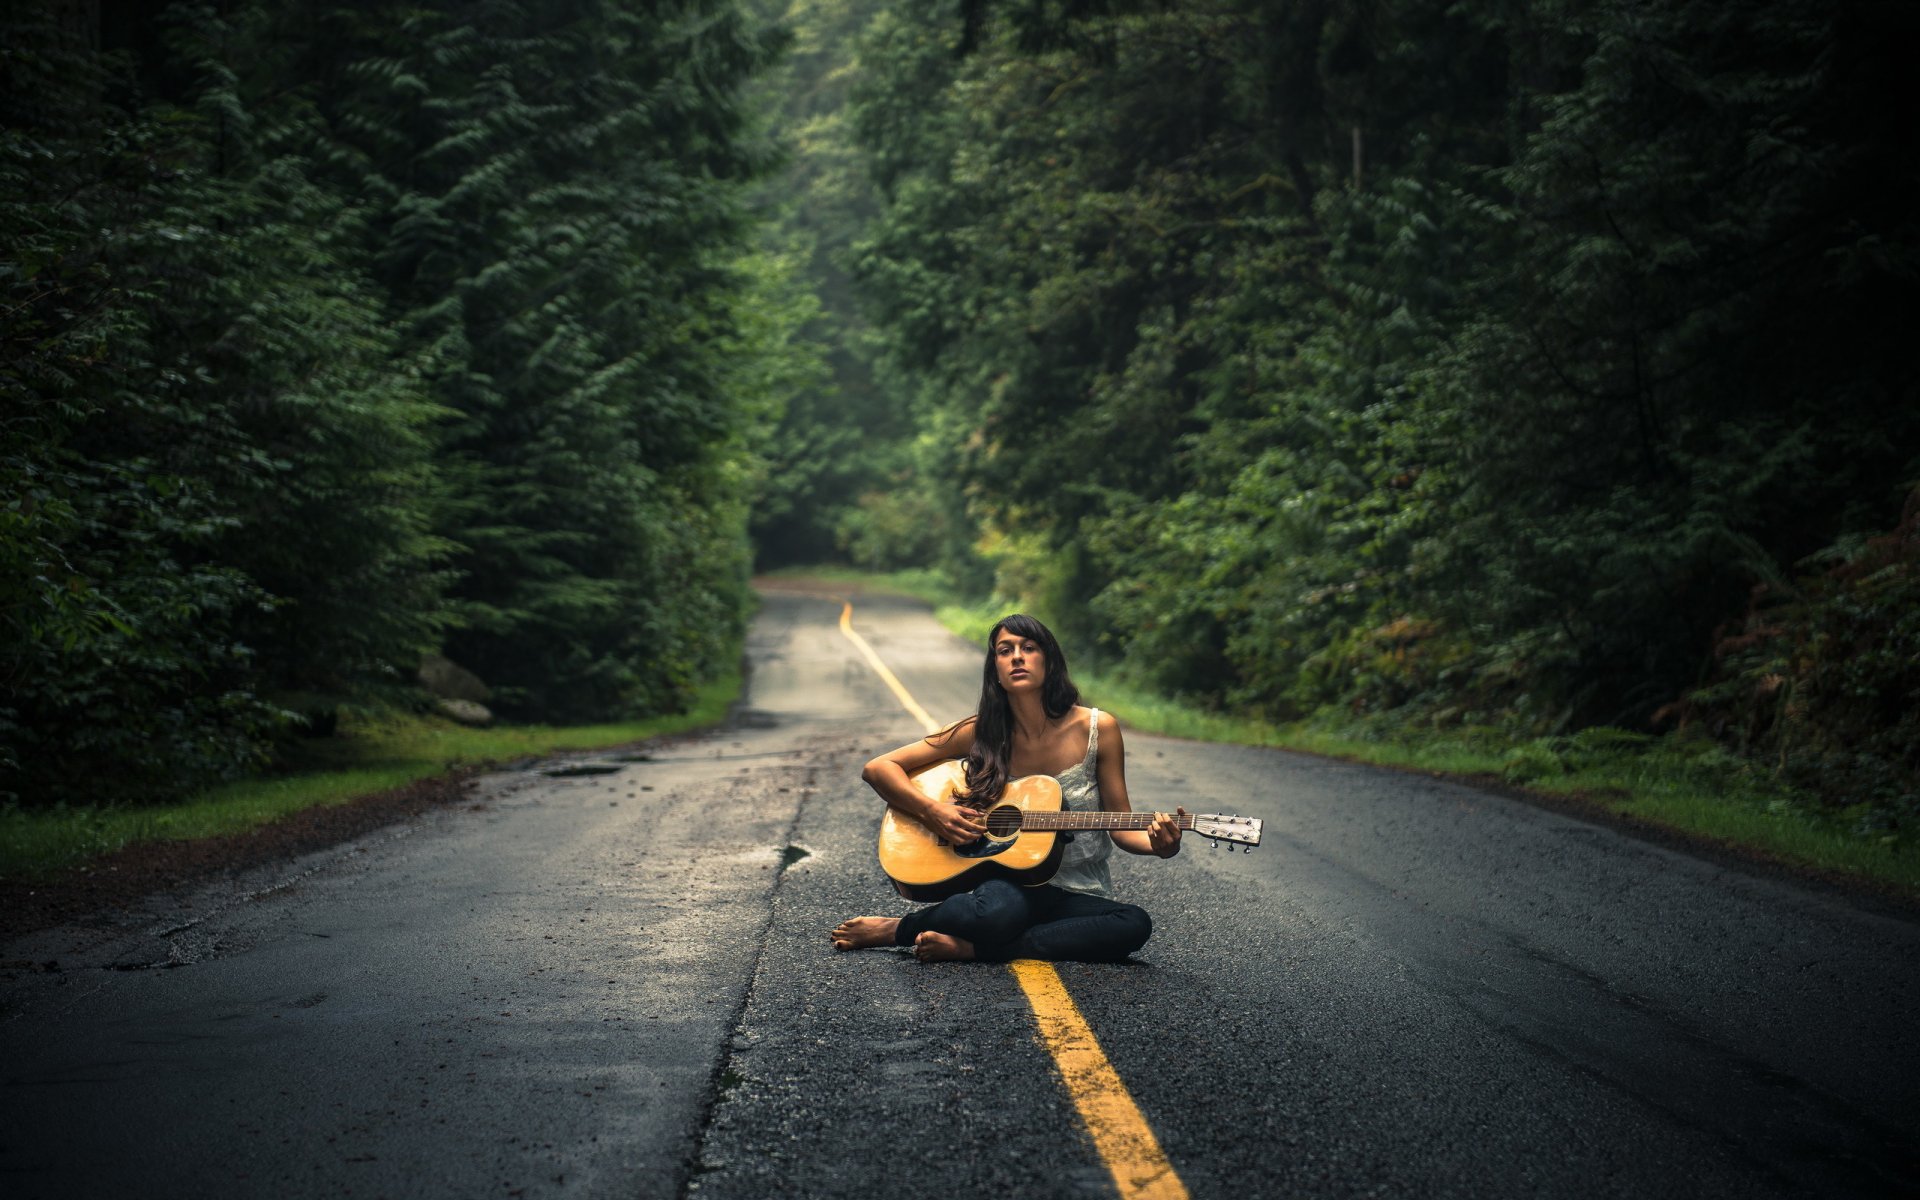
321, 0, 783, 718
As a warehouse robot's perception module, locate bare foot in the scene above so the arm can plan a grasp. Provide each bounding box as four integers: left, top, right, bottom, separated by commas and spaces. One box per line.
912, 931, 976, 962
830, 916, 899, 951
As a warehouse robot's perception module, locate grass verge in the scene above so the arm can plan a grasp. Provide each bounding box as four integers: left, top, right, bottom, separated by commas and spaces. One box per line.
0, 668, 740, 883
802, 568, 1920, 900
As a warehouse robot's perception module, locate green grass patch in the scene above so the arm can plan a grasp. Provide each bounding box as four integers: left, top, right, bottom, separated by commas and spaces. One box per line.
1264, 719, 1920, 892
0, 667, 740, 882
780, 569, 1920, 899
1105, 690, 1920, 896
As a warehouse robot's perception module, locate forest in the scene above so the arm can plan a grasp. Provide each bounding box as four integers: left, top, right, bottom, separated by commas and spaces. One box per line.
5, 1, 1917, 843
4, 0, 797, 804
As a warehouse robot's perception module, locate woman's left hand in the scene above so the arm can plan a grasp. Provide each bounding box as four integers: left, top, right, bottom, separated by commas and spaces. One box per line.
1148, 806, 1186, 858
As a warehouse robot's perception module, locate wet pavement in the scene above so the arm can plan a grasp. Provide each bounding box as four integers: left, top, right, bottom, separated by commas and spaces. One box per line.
4, 586, 1917, 1198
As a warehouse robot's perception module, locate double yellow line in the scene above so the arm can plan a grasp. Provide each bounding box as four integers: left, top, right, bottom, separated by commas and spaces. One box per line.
838, 601, 1189, 1200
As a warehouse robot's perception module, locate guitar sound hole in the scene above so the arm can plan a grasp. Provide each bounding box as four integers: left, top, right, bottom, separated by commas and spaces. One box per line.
984, 805, 1022, 838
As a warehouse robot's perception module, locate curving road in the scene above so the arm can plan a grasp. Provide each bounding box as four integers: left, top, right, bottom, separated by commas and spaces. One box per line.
3, 585, 1916, 1198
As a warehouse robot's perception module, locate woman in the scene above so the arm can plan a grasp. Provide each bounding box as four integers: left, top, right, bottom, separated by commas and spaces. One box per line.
830, 613, 1184, 962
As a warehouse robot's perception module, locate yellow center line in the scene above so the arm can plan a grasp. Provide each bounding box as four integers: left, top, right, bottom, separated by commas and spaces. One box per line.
836, 599, 1190, 1200
1012, 961, 1189, 1200
838, 601, 941, 732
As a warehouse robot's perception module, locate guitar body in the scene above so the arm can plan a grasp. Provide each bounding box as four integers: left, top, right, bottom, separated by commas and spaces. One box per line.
878, 760, 1066, 901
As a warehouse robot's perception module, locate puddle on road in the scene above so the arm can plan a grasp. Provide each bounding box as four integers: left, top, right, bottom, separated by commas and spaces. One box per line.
539, 763, 623, 778
716, 844, 817, 872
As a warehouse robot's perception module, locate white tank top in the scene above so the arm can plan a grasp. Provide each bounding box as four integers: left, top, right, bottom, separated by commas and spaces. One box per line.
1048, 708, 1112, 897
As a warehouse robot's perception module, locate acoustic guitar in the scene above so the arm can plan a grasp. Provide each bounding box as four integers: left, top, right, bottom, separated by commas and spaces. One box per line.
877, 759, 1264, 901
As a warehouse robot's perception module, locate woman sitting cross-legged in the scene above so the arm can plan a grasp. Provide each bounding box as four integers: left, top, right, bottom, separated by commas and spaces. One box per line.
830, 613, 1183, 963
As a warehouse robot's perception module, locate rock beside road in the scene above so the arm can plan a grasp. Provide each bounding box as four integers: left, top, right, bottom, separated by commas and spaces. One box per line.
418, 654, 490, 703
435, 698, 492, 726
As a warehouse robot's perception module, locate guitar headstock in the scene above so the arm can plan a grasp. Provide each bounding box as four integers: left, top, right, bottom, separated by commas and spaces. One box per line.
1191, 813, 1262, 850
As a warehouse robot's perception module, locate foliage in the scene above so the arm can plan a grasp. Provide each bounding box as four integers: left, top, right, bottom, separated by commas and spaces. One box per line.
3, 8, 302, 801
744, 0, 911, 567
1682, 487, 1920, 837
2, 0, 788, 804
820, 0, 1920, 836
316, 0, 783, 720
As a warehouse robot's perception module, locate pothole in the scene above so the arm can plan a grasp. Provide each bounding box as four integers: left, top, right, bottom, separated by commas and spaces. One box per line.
778, 844, 812, 869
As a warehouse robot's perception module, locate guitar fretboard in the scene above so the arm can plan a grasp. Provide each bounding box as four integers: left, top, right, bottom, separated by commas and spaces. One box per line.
1017, 812, 1195, 831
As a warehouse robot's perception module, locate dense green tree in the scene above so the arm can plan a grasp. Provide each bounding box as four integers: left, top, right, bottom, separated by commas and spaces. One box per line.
745, 0, 920, 569
317, 0, 783, 718
3, 0, 793, 802
146, 3, 453, 710
3, 3, 441, 801
9, 0, 1914, 827
836, 0, 1920, 824
1388, 0, 1915, 730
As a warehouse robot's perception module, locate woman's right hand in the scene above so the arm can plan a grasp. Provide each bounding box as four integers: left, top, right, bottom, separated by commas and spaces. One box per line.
926, 803, 986, 846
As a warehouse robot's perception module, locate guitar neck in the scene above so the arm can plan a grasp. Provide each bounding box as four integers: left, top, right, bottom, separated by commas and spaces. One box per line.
1018, 812, 1196, 831
1010, 806, 1262, 851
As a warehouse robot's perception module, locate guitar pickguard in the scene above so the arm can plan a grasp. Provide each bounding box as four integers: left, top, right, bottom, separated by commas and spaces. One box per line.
953, 835, 1019, 859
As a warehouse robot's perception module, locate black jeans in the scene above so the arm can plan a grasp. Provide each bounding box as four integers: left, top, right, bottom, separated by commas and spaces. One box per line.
893, 879, 1152, 962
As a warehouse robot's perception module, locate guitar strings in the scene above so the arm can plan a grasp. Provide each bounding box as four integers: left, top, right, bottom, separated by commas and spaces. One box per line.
981, 807, 1199, 833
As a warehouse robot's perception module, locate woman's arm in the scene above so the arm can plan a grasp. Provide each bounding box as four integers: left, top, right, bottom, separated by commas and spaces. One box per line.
861, 719, 986, 846
1095, 711, 1183, 858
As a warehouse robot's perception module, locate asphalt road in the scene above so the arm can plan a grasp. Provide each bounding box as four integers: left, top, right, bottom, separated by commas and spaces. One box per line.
4, 585, 1917, 1199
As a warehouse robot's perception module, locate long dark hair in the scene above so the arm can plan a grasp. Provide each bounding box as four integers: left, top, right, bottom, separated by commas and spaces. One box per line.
954, 613, 1080, 804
